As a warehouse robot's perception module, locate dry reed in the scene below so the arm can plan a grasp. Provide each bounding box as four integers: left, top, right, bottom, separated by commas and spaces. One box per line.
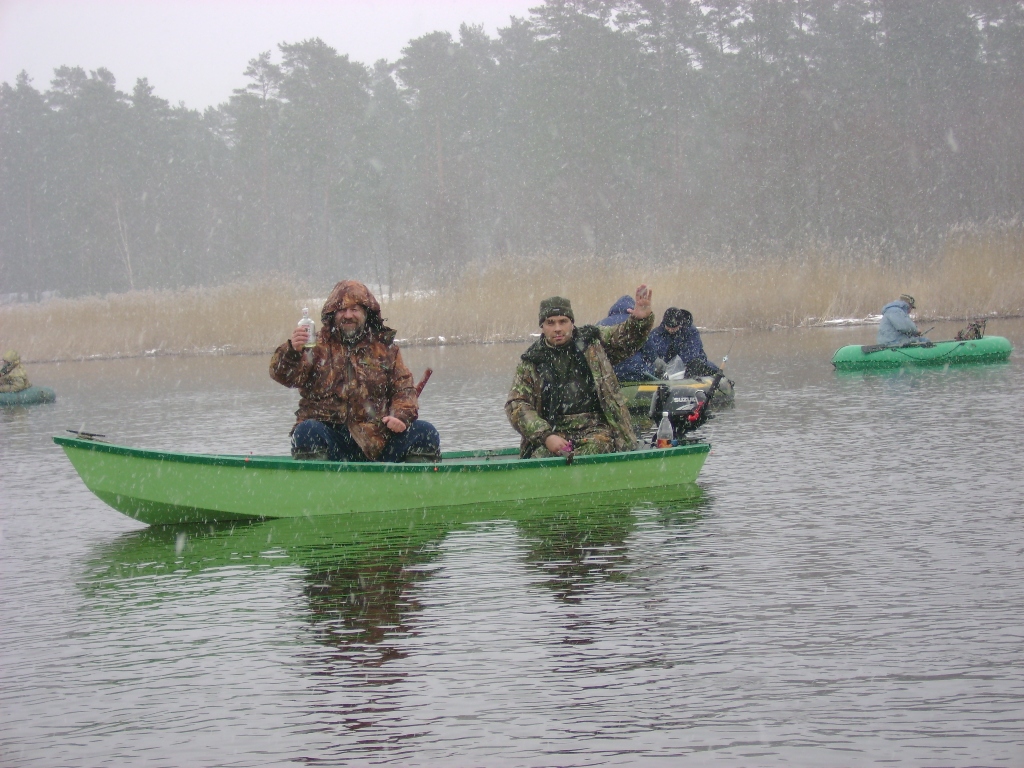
4, 230, 1023, 363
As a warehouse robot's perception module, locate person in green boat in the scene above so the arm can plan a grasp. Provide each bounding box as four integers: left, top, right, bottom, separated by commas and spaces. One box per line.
877, 294, 930, 346
506, 286, 654, 458
270, 280, 440, 463
0, 350, 30, 393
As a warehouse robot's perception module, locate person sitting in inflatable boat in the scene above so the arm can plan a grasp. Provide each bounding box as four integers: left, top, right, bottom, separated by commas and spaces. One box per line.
877, 294, 930, 346
0, 350, 30, 393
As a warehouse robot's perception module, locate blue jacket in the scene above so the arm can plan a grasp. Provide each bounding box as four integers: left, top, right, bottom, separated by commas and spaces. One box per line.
597, 296, 658, 381
648, 324, 719, 374
877, 300, 927, 345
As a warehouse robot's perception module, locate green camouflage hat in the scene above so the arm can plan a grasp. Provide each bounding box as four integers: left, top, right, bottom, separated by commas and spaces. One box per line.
538, 296, 574, 324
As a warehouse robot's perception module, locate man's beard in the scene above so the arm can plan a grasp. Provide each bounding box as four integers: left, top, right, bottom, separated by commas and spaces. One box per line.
339, 322, 366, 341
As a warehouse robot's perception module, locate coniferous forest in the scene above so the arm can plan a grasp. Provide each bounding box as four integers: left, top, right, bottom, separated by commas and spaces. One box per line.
1, 0, 1023, 298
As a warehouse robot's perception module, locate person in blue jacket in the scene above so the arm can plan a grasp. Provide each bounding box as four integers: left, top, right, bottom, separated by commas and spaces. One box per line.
649, 308, 721, 377
598, 301, 721, 380
877, 294, 929, 346
597, 296, 658, 380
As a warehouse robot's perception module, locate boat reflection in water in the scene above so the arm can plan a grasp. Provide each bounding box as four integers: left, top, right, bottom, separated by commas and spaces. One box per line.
86, 487, 706, 668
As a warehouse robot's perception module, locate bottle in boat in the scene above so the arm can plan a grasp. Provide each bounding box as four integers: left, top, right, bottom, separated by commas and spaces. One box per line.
298, 308, 316, 348
656, 411, 673, 448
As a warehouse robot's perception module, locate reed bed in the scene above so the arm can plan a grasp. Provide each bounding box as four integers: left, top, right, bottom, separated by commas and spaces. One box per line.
5, 230, 1023, 363
1, 278, 308, 362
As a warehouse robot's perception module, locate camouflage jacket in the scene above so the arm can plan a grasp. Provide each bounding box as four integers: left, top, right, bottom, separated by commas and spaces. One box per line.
0, 358, 30, 393
270, 281, 418, 461
505, 314, 653, 457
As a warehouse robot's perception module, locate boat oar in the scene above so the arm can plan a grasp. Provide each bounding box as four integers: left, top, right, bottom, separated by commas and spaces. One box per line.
415, 368, 433, 396
66, 428, 106, 441
861, 327, 938, 354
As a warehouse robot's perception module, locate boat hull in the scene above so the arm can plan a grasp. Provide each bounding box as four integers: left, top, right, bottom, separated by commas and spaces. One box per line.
831, 336, 1012, 370
54, 436, 710, 526
0, 385, 56, 407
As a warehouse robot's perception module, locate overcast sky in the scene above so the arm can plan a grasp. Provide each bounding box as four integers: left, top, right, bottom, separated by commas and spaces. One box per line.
0, 0, 538, 110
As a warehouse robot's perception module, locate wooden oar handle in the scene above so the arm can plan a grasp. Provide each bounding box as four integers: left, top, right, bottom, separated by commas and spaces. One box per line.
415, 368, 433, 396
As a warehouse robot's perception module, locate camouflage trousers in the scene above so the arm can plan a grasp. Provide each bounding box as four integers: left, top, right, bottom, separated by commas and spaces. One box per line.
531, 412, 617, 458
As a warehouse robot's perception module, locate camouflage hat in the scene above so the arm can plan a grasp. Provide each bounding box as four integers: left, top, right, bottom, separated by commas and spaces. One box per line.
900, 294, 916, 308
538, 296, 574, 325
2, 350, 19, 364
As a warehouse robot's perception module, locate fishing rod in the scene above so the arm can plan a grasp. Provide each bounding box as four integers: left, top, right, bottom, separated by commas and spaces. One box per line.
689, 331, 740, 423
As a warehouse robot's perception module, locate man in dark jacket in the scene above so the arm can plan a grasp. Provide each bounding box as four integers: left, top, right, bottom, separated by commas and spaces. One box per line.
270, 280, 439, 462
649, 308, 721, 377
506, 286, 653, 458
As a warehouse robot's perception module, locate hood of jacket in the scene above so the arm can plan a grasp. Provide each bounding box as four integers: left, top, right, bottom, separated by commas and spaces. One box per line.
882, 300, 911, 315
318, 280, 395, 344
597, 295, 634, 327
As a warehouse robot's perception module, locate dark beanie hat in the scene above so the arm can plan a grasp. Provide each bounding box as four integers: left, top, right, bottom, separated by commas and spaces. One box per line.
538, 296, 574, 324
663, 307, 692, 327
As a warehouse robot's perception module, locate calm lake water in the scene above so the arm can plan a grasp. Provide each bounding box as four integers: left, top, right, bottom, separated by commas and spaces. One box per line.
3, 320, 1023, 767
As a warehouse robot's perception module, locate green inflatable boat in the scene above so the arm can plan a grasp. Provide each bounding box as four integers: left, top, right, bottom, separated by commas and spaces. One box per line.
0, 385, 56, 407
832, 336, 1012, 370
54, 434, 710, 526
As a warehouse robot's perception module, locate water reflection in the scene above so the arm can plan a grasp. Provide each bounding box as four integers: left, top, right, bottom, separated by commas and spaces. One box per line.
519, 508, 636, 605
301, 540, 442, 674
86, 488, 705, 673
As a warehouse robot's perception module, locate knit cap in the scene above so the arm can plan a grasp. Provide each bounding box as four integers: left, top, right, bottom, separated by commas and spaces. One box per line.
538, 296, 574, 324
663, 308, 691, 327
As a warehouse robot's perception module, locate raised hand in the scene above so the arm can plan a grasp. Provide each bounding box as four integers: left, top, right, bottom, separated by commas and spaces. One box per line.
628, 284, 653, 319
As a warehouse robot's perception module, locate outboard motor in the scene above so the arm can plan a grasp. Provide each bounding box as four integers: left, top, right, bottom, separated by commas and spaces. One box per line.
646, 371, 724, 444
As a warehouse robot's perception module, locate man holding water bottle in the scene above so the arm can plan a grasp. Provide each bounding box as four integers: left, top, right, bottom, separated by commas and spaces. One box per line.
270, 280, 440, 462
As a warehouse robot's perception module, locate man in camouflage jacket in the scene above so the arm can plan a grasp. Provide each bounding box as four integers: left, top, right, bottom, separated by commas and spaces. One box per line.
0, 350, 30, 393
506, 285, 654, 458
270, 280, 439, 462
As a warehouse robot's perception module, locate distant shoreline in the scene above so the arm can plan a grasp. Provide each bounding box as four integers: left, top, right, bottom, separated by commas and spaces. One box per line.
5, 240, 1022, 365
21, 312, 1023, 367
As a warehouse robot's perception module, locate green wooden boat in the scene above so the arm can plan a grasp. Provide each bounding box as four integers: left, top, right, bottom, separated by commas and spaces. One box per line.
831, 336, 1012, 370
54, 435, 710, 526
0, 385, 56, 407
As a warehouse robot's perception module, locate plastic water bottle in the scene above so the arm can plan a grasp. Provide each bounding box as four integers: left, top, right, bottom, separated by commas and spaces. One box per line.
298, 308, 316, 348
656, 411, 673, 448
